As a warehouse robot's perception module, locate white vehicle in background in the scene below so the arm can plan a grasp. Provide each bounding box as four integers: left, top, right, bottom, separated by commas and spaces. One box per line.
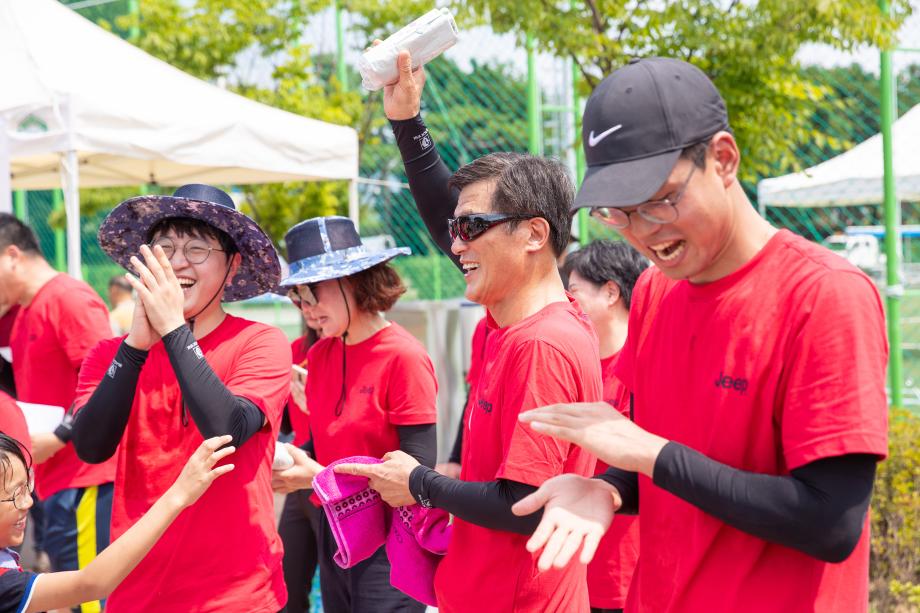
822, 232, 885, 273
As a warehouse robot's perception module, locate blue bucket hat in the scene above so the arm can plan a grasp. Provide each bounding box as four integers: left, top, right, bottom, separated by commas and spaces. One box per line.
279, 216, 410, 288
98, 184, 281, 302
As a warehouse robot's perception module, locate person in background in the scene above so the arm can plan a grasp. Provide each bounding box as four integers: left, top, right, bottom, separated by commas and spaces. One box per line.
278, 319, 321, 613
563, 240, 648, 613
271, 216, 437, 613
434, 315, 488, 480
106, 276, 135, 336
0, 214, 116, 612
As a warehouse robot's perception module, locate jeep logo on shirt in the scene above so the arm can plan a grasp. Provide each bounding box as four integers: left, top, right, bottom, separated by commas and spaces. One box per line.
714, 371, 748, 394
358, 385, 374, 395
478, 399, 493, 414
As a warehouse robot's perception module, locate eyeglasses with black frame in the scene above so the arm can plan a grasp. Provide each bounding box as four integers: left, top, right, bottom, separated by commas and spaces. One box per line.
590, 164, 697, 229
446, 212, 542, 242
150, 237, 226, 265
287, 283, 320, 309
0, 469, 34, 510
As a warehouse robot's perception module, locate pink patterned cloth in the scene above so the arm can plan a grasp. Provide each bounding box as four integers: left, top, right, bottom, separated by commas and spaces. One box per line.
312, 456, 387, 569
313, 456, 452, 605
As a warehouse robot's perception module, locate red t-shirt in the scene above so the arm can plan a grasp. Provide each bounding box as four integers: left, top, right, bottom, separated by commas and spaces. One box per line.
10, 274, 115, 498
458, 316, 490, 461
615, 230, 889, 613
306, 323, 438, 472
73, 315, 291, 612
435, 296, 601, 613
289, 336, 312, 447
587, 352, 639, 609
0, 391, 30, 457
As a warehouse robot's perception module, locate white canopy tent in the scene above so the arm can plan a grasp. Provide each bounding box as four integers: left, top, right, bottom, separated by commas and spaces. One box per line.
757, 102, 920, 208
1, 0, 359, 278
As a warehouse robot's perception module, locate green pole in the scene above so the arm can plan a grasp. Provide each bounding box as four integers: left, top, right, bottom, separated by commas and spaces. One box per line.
127, 0, 140, 43
52, 190, 66, 272
572, 60, 589, 245
879, 0, 902, 409
334, 0, 347, 89
526, 33, 542, 155
13, 191, 25, 222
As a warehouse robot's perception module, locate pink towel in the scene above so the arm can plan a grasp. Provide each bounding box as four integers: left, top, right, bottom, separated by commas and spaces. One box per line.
387, 504, 451, 606
312, 456, 387, 569
313, 456, 453, 605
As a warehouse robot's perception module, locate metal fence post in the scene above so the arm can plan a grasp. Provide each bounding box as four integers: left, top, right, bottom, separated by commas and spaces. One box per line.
527, 34, 542, 156
879, 0, 903, 408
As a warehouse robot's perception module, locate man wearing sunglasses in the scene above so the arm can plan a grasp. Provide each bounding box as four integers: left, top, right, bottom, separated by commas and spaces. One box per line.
509, 58, 889, 613
335, 53, 603, 612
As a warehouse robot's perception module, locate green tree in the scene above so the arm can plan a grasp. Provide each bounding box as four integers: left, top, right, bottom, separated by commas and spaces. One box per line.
438, 0, 912, 184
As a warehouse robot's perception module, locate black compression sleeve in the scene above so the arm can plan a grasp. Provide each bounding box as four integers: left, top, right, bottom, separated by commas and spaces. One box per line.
390, 115, 459, 267
447, 409, 465, 465
161, 325, 265, 448
653, 442, 877, 562
595, 467, 640, 515
72, 341, 148, 463
408, 466, 541, 535
397, 423, 437, 468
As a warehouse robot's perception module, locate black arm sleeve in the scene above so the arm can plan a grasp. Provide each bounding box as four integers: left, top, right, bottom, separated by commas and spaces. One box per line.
72, 340, 148, 463
161, 325, 265, 448
409, 466, 542, 535
595, 467, 640, 515
397, 423, 437, 468
653, 442, 877, 562
447, 409, 465, 464
390, 115, 460, 268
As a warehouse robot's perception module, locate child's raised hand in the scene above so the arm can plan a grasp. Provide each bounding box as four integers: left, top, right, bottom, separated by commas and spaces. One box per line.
169, 435, 236, 508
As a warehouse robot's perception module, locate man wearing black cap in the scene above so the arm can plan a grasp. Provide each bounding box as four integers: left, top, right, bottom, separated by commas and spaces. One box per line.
513, 58, 888, 612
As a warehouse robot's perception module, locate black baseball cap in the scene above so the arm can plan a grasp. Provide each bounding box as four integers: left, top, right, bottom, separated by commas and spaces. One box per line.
573, 57, 729, 210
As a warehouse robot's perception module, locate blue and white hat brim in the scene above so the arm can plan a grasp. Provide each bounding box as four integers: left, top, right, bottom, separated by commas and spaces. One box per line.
279, 246, 411, 288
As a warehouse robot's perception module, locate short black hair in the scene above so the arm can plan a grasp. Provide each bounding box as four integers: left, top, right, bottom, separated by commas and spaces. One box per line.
448, 153, 573, 256
146, 218, 237, 256
563, 240, 649, 309
0, 432, 31, 494
0, 214, 41, 255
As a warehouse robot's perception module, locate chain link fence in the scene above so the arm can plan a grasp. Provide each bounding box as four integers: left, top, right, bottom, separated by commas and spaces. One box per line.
18, 2, 920, 396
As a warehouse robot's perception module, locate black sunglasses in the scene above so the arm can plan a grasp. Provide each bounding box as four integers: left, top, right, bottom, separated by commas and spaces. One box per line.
447, 213, 542, 242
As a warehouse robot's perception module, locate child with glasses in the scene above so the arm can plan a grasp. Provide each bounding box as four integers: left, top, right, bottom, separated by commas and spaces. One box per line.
0, 432, 235, 613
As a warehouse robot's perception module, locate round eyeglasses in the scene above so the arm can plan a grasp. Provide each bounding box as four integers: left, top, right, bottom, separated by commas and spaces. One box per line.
0, 469, 34, 510
590, 165, 696, 229
150, 237, 225, 265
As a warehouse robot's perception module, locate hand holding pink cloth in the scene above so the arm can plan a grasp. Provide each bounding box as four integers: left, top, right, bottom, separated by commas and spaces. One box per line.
313, 456, 452, 606
312, 456, 388, 569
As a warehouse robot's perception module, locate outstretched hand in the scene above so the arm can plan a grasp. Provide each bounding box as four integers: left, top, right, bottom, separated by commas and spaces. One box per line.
511, 474, 621, 571
168, 435, 236, 508
519, 401, 668, 476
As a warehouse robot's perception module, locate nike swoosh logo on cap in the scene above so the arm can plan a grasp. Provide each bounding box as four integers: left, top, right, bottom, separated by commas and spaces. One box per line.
588, 124, 623, 147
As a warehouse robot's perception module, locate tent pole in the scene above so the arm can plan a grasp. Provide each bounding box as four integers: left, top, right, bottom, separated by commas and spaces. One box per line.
879, 0, 902, 409
348, 179, 359, 231
0, 117, 10, 214
62, 151, 82, 280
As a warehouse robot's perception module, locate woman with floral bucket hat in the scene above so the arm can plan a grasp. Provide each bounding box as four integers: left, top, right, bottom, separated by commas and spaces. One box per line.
68, 184, 292, 612
270, 216, 437, 612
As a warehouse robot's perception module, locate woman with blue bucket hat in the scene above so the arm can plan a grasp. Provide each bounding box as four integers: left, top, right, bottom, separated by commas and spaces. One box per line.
271, 216, 437, 612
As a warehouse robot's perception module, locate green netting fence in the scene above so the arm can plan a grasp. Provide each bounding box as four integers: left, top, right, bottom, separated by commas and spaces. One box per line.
16, 2, 920, 404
